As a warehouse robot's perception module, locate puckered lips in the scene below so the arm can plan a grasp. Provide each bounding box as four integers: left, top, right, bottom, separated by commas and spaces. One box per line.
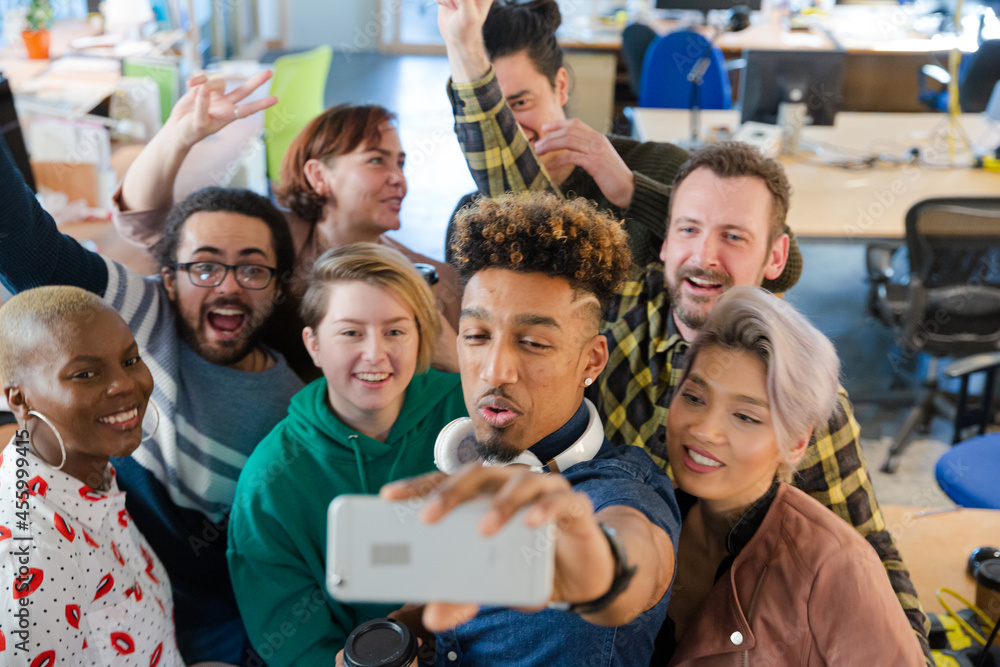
353, 370, 393, 389
477, 395, 522, 429
97, 404, 141, 432
204, 303, 250, 342
682, 445, 725, 474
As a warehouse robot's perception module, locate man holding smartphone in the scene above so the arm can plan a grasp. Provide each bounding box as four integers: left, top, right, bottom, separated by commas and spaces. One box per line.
369, 191, 681, 665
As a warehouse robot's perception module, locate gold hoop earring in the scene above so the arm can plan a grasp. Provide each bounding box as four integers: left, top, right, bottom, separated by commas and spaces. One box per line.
27, 410, 67, 471
141, 401, 160, 444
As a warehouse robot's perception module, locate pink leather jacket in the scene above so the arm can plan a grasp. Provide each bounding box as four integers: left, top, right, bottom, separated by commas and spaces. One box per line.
667, 484, 925, 666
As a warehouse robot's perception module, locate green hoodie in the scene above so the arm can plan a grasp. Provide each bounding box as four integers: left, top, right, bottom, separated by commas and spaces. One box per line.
227, 368, 466, 666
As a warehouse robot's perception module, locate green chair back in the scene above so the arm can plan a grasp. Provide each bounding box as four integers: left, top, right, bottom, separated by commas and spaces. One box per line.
264, 45, 333, 184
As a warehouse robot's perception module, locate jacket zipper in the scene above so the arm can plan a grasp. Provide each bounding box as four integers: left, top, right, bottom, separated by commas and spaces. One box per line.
742, 564, 768, 667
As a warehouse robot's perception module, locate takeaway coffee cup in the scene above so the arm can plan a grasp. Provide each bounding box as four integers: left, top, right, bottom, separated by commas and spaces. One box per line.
976, 558, 1000, 625
344, 618, 418, 667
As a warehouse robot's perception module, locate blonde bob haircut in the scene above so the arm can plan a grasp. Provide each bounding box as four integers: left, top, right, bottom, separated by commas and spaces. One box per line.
300, 243, 441, 374
0, 285, 106, 386
678, 286, 841, 482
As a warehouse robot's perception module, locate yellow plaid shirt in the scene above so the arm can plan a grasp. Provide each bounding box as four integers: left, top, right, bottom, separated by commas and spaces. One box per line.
591, 262, 933, 662
449, 64, 932, 663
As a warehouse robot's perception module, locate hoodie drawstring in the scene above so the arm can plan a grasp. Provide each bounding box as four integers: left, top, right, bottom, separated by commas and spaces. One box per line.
387, 432, 409, 484
348, 435, 370, 495
349, 432, 412, 496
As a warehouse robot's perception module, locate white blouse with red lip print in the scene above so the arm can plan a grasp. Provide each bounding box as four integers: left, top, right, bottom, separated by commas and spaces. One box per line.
0, 437, 183, 666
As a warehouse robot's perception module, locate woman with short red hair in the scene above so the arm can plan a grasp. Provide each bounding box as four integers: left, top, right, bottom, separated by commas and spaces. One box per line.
112, 74, 459, 380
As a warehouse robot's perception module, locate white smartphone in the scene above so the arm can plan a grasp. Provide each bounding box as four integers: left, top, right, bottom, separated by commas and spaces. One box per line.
326, 495, 555, 607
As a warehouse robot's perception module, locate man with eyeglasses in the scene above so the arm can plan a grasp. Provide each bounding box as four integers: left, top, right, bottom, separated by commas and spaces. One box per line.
0, 136, 304, 665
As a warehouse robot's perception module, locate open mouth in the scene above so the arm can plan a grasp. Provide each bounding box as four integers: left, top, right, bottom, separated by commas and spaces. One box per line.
684, 446, 725, 472
383, 197, 402, 212
354, 371, 392, 388
97, 406, 141, 431
685, 275, 724, 293
206, 307, 248, 340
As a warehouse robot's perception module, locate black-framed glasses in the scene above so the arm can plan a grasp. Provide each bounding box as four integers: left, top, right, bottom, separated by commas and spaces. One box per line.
175, 262, 277, 290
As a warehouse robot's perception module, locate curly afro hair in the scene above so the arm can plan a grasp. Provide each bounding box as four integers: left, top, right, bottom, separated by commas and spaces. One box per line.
449, 191, 631, 310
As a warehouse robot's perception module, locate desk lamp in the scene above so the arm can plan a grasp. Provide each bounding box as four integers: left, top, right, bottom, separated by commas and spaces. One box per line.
678, 5, 749, 149
944, 0, 975, 163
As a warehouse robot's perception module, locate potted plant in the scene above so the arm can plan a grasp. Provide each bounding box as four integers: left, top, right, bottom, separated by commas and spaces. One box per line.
22, 0, 53, 59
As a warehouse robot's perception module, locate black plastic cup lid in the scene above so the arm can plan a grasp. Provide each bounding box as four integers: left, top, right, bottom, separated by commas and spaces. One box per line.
344, 618, 418, 667
977, 558, 1000, 593
968, 546, 1000, 577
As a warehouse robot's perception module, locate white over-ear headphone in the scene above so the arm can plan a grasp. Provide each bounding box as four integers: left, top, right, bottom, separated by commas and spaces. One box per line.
434, 399, 605, 474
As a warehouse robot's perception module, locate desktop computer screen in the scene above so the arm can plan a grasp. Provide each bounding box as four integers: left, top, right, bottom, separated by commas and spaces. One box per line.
739, 49, 847, 127
0, 76, 36, 192
655, 0, 762, 13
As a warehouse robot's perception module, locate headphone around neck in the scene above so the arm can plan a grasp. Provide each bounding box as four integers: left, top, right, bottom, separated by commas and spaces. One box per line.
434, 399, 605, 474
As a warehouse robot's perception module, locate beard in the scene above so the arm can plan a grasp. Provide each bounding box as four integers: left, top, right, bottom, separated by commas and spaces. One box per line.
666, 265, 734, 332
474, 430, 523, 465
172, 297, 268, 367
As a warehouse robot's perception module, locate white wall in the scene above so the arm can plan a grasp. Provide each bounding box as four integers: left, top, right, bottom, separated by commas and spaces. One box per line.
287, 0, 380, 51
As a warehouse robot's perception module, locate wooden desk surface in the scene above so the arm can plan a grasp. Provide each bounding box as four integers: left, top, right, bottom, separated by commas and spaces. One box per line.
631, 108, 1000, 238
558, 6, 973, 55
882, 505, 1000, 615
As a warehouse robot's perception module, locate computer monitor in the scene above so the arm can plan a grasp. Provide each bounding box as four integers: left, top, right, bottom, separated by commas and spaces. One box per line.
739, 49, 847, 127
655, 0, 762, 14
0, 76, 36, 192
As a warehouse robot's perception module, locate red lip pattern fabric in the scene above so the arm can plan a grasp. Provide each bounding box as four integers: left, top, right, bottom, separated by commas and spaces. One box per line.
27, 476, 48, 497
1, 448, 183, 664
110, 632, 135, 655
66, 604, 80, 629
93, 573, 114, 601
30, 650, 55, 667
82, 528, 100, 549
141, 546, 160, 584
150, 642, 163, 666
13, 568, 43, 599
54, 513, 75, 543
78, 485, 104, 502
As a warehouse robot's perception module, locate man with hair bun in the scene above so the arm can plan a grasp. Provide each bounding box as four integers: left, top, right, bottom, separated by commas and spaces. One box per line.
441, 0, 688, 271
377, 191, 681, 666
437, 2, 931, 658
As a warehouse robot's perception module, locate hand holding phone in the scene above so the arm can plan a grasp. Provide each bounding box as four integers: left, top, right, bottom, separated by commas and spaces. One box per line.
379, 465, 618, 632
326, 493, 555, 608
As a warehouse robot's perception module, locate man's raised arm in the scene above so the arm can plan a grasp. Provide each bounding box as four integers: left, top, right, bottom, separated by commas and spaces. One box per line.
0, 135, 108, 296
440, 0, 555, 197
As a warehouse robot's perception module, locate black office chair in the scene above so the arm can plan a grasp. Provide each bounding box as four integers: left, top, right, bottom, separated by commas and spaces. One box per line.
919, 39, 1000, 113
866, 197, 1000, 473
622, 23, 658, 99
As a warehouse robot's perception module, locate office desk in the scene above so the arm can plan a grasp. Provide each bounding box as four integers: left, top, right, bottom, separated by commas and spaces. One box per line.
559, 5, 976, 113
560, 6, 974, 56
882, 505, 1000, 615
631, 108, 1000, 238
